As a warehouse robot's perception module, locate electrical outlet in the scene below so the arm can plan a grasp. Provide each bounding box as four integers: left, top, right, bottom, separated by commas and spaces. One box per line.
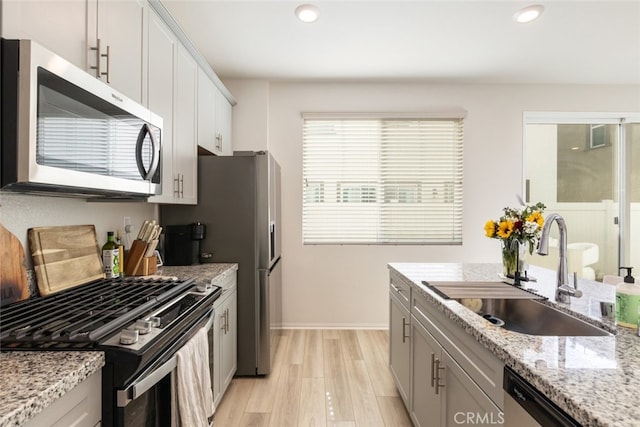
123, 216, 132, 233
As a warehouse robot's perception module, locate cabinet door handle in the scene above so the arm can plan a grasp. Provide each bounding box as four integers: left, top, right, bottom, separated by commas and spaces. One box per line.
430, 353, 436, 388
390, 283, 403, 293
434, 358, 445, 395
220, 309, 227, 332
402, 317, 409, 343
173, 175, 180, 196
90, 38, 103, 78
103, 44, 111, 83
179, 174, 184, 198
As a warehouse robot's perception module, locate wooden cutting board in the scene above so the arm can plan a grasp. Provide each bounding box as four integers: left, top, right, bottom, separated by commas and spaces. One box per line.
0, 224, 30, 306
28, 225, 105, 296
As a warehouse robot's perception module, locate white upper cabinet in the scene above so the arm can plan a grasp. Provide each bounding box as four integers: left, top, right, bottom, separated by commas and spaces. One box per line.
1, 0, 146, 104
146, 9, 178, 204
216, 88, 233, 156
87, 0, 147, 103
197, 68, 218, 154
197, 68, 234, 156
1, 1, 88, 68
172, 43, 198, 204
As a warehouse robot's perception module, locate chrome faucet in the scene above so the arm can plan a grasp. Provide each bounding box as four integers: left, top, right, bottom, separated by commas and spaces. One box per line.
537, 213, 583, 303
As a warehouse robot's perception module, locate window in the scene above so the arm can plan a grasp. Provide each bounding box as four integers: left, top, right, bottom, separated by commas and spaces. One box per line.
302, 114, 464, 244
525, 112, 640, 278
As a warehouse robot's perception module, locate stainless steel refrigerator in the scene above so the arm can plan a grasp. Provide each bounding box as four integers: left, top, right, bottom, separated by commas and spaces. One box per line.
160, 151, 282, 376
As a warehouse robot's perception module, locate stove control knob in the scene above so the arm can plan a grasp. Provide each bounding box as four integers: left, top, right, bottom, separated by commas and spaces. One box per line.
120, 329, 139, 345
149, 316, 161, 327
134, 320, 152, 335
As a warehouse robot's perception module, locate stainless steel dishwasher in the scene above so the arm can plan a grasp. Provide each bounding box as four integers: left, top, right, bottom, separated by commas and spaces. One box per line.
503, 367, 581, 427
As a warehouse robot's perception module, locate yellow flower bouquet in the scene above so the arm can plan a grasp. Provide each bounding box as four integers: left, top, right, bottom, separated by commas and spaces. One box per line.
484, 202, 546, 276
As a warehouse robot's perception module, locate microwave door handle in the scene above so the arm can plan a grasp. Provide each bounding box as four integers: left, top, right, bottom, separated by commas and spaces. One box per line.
135, 124, 160, 180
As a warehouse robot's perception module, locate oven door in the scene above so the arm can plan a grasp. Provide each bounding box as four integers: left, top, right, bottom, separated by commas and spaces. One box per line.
114, 308, 215, 427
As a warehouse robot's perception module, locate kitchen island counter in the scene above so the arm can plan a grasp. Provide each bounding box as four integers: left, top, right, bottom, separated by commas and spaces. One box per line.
389, 262, 639, 427
0, 351, 104, 427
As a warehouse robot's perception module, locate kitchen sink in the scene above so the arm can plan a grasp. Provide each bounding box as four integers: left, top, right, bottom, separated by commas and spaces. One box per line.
455, 298, 610, 336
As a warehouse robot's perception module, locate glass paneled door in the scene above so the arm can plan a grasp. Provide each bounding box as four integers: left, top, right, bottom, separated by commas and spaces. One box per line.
525, 114, 640, 280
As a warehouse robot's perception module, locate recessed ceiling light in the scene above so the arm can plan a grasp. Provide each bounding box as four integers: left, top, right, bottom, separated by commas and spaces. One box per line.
513, 4, 544, 24
295, 4, 320, 23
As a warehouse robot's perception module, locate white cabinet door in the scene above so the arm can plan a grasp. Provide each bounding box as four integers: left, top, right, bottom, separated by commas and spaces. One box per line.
220, 284, 238, 391
212, 304, 223, 406
87, 0, 146, 103
212, 276, 238, 408
24, 371, 101, 427
1, 1, 88, 69
146, 10, 176, 204
441, 351, 503, 427
411, 319, 442, 427
389, 293, 411, 407
197, 69, 233, 156
216, 90, 233, 155
173, 43, 198, 204
197, 68, 218, 154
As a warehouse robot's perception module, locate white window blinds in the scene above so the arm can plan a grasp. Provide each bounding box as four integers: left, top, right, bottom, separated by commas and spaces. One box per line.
302, 115, 464, 244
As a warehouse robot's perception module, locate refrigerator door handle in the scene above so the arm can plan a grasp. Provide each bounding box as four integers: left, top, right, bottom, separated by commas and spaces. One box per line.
270, 221, 276, 263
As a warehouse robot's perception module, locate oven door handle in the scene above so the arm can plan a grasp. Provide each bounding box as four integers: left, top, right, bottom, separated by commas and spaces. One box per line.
117, 310, 215, 408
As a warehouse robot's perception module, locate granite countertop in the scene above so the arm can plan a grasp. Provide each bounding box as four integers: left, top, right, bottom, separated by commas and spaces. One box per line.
388, 262, 639, 427
0, 263, 236, 427
0, 352, 104, 427
157, 262, 238, 284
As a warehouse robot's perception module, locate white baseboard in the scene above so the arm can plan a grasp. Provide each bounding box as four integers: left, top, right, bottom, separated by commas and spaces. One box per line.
275, 323, 388, 330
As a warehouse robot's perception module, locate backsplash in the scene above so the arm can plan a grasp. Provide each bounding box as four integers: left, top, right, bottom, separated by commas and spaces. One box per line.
0, 192, 157, 272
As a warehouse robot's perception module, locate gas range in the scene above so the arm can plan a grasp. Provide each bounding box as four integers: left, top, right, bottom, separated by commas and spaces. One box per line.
0, 276, 222, 426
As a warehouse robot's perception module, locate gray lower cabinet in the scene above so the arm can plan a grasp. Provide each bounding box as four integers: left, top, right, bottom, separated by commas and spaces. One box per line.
389, 270, 504, 427
411, 318, 442, 426
389, 277, 412, 407
389, 292, 411, 405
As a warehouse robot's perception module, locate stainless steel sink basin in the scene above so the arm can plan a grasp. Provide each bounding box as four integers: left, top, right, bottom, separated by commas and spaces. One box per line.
455, 298, 610, 336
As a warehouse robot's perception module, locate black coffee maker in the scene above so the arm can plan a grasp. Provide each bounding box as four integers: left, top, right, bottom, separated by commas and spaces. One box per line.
163, 223, 206, 266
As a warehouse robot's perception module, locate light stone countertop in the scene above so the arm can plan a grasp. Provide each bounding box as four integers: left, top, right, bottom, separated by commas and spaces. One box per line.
157, 262, 238, 285
388, 262, 639, 427
0, 352, 104, 427
0, 263, 236, 427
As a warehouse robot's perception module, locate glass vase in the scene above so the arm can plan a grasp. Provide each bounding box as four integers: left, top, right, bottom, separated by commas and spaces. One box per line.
502, 240, 527, 278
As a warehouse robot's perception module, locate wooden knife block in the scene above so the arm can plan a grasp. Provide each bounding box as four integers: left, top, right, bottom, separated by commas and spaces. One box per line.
124, 240, 148, 276
131, 256, 158, 276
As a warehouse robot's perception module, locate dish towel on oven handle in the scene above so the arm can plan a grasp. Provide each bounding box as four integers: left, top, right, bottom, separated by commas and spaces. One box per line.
174, 327, 214, 426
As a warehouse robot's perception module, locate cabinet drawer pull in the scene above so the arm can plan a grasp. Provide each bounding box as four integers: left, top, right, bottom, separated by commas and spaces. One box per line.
402, 318, 409, 343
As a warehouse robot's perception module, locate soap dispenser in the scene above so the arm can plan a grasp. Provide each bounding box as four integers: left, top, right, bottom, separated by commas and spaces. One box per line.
615, 266, 639, 329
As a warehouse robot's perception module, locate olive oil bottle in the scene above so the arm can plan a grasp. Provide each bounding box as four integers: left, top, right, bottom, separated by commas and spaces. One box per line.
102, 231, 120, 279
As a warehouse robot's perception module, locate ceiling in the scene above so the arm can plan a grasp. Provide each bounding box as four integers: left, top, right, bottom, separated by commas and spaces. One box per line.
162, 0, 640, 84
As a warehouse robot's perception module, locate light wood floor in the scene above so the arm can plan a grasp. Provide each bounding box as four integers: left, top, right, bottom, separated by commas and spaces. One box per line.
214, 329, 413, 427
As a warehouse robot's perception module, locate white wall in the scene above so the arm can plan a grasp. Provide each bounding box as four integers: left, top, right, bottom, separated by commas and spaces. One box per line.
229, 80, 640, 328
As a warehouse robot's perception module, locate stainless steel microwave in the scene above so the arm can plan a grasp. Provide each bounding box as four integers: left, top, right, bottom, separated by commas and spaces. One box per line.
1, 39, 162, 198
